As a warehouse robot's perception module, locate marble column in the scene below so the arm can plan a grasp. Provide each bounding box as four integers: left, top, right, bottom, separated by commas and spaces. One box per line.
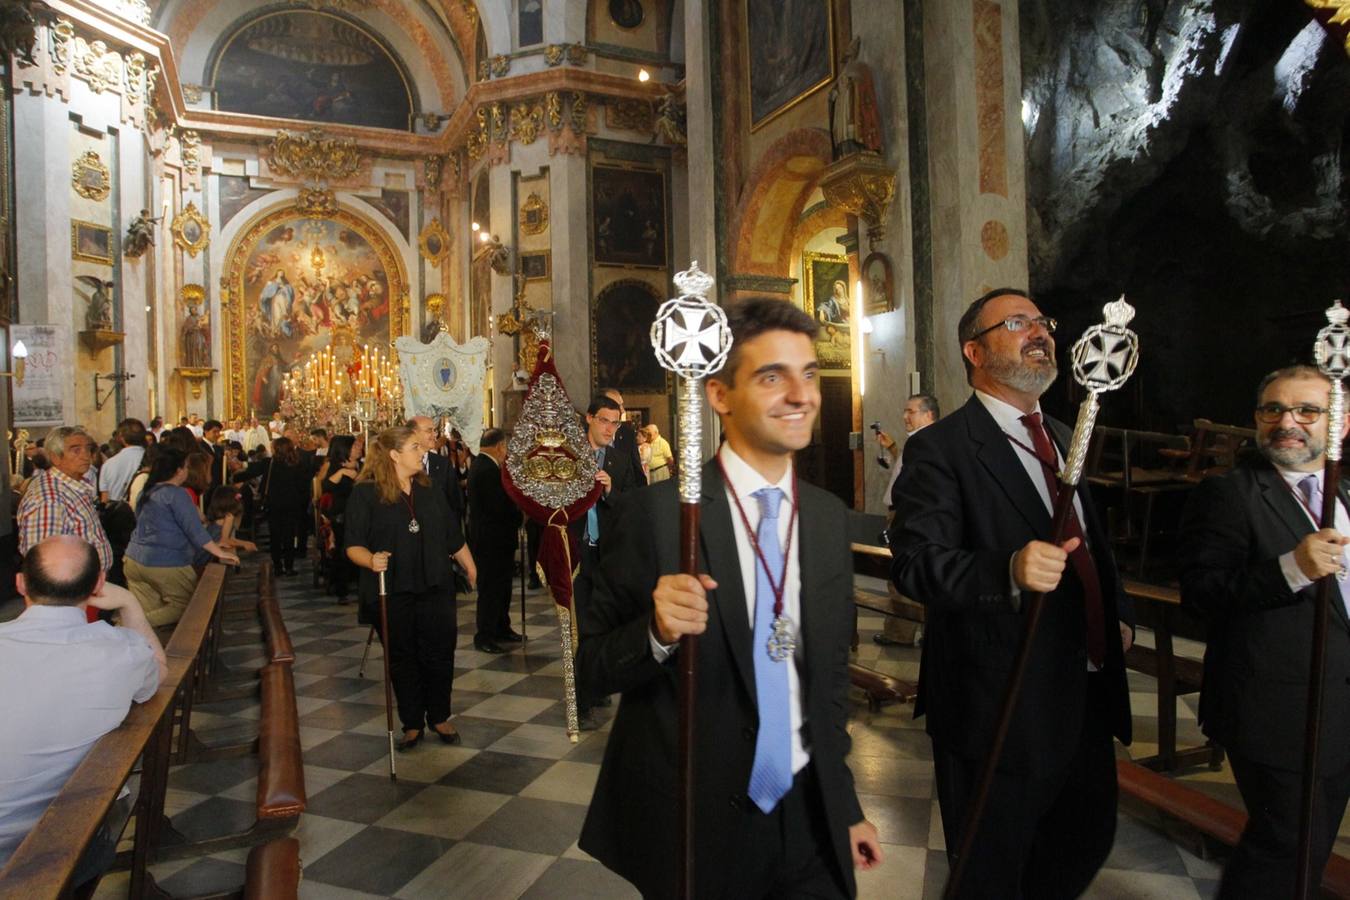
921, 0, 1029, 412
548, 151, 590, 408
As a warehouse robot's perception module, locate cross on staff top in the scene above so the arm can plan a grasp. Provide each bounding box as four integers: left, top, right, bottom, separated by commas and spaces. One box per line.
651, 262, 731, 380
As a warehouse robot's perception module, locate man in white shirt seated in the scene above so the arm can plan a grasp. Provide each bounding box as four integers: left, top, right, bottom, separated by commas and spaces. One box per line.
0, 535, 165, 882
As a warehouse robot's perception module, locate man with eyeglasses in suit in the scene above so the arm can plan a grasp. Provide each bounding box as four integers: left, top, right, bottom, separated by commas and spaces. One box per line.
1180, 364, 1350, 898
889, 287, 1135, 898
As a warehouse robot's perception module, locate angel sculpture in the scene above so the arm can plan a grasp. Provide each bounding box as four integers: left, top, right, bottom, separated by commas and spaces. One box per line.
77, 276, 115, 331
123, 209, 160, 258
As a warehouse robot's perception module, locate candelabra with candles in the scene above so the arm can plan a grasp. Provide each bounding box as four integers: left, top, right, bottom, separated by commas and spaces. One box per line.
281, 342, 404, 433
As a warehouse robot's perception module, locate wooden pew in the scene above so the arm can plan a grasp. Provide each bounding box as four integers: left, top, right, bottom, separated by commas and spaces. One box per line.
1120, 578, 1224, 773
847, 543, 918, 709
1117, 760, 1350, 898
0, 565, 228, 899
244, 837, 302, 900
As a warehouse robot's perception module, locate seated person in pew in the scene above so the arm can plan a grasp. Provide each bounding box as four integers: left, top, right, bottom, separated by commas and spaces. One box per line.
1179, 364, 1350, 899
0, 536, 167, 881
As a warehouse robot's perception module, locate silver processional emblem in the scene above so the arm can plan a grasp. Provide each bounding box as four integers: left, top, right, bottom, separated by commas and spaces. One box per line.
1315, 300, 1350, 465
407, 518, 420, 534
1060, 296, 1142, 488
767, 614, 797, 662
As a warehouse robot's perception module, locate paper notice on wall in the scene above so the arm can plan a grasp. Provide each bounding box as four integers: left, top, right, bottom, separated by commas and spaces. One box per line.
12, 324, 66, 427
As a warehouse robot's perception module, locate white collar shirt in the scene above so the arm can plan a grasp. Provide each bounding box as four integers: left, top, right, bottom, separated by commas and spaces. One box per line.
1275, 467, 1350, 618
0, 606, 159, 866
717, 443, 810, 776
975, 390, 1085, 527
99, 445, 145, 502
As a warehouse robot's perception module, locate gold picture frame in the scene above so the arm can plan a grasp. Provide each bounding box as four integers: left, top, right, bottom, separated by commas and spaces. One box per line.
519, 191, 549, 235
802, 249, 851, 370
418, 217, 450, 268
71, 150, 110, 202
171, 201, 211, 258
520, 250, 551, 281
71, 220, 113, 265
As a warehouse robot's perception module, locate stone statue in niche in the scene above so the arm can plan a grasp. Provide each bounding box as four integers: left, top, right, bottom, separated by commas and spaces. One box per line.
181, 301, 210, 367
651, 82, 687, 146
77, 276, 114, 331
828, 37, 884, 160
123, 209, 159, 258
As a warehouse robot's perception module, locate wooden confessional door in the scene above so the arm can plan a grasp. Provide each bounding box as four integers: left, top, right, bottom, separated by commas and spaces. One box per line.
797, 375, 854, 507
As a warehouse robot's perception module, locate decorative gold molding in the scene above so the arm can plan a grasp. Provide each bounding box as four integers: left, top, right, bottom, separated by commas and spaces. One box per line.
124, 53, 146, 106
181, 283, 205, 305
179, 129, 201, 177
565, 44, 588, 65
818, 153, 896, 247
545, 92, 563, 130
606, 98, 653, 133
466, 108, 489, 160
266, 129, 363, 183
72, 150, 110, 202
78, 329, 125, 356
181, 83, 203, 104
174, 367, 214, 399
519, 192, 548, 235
544, 45, 566, 67
509, 103, 544, 146
424, 154, 444, 190
295, 187, 336, 217
171, 201, 210, 258
418, 217, 450, 268
489, 55, 511, 78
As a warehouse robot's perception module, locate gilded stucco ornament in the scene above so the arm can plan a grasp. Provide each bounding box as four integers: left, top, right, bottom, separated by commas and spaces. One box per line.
509, 103, 544, 146
73, 37, 121, 94
71, 150, 110, 201
267, 129, 363, 182
818, 152, 896, 247
171, 201, 210, 258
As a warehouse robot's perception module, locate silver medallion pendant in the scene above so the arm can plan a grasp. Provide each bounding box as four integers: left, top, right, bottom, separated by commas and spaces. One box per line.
408, 518, 421, 534
767, 615, 796, 662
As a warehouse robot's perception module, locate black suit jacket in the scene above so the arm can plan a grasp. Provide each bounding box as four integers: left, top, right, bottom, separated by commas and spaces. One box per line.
466, 454, 521, 554
1179, 459, 1350, 772
610, 421, 647, 488
576, 461, 863, 900
425, 451, 464, 519
570, 441, 641, 550
888, 395, 1132, 775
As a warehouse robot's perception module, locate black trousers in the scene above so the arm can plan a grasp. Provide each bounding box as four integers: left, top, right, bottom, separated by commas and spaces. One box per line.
1220, 750, 1350, 898
933, 672, 1118, 900
526, 520, 542, 581
720, 763, 850, 900
269, 509, 302, 570
382, 585, 457, 733
474, 540, 516, 642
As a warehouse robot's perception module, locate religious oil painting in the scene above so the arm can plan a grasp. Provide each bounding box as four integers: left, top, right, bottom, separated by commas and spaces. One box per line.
71, 220, 112, 265
746, 0, 834, 129
223, 208, 404, 418
803, 251, 852, 370
593, 279, 668, 393
212, 11, 413, 132
862, 252, 893, 315
520, 251, 551, 281
519, 0, 544, 47
218, 175, 274, 228
610, 0, 645, 29
356, 188, 411, 242
592, 165, 666, 268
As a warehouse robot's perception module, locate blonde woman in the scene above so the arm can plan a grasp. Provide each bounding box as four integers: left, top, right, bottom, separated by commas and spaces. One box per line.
345, 426, 477, 750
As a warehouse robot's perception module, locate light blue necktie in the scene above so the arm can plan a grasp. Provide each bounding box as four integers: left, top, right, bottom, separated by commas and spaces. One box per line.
586, 448, 604, 545
747, 486, 792, 813
1298, 474, 1350, 618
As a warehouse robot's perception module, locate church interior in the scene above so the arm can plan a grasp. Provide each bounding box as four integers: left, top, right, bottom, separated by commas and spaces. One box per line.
2, 0, 1350, 897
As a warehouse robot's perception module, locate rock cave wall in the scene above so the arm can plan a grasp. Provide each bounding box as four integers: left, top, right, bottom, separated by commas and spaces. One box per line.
1022, 0, 1350, 430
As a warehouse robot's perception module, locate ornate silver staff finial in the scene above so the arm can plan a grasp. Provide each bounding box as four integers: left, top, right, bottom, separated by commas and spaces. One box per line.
1061, 295, 1142, 486
651, 261, 733, 503
1315, 300, 1350, 463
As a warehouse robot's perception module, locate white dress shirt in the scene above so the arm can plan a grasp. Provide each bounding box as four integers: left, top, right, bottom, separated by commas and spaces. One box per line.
1276, 467, 1350, 618
98, 444, 145, 502
651, 444, 809, 776
0, 605, 159, 866
975, 390, 1086, 525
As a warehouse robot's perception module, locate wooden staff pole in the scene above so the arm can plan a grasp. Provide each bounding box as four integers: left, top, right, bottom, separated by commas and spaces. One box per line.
378, 570, 397, 782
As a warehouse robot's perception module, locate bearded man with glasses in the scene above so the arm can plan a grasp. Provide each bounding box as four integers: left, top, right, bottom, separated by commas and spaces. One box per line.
1180, 364, 1350, 898
888, 287, 1135, 898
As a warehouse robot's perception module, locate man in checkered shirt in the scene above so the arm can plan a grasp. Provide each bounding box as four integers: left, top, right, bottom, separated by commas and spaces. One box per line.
18, 426, 113, 572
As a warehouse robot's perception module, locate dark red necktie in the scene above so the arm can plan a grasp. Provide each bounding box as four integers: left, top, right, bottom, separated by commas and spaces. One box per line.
1020, 412, 1107, 667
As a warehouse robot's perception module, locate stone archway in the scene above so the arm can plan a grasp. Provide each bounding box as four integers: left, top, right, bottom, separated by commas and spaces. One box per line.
727, 128, 834, 281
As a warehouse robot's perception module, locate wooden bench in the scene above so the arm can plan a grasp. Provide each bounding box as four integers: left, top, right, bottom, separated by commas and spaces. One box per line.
1117, 760, 1350, 897
847, 543, 919, 709
245, 836, 302, 900
0, 565, 229, 899
259, 591, 295, 664
1121, 578, 1224, 773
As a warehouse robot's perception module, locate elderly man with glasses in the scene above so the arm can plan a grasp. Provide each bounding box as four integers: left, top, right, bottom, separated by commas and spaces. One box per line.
1180, 364, 1350, 898
888, 287, 1135, 898
17, 426, 113, 573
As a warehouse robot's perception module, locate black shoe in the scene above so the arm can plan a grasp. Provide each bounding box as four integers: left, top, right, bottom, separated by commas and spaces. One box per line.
577, 709, 600, 731
873, 633, 904, 647
430, 722, 462, 744
397, 730, 422, 752
498, 630, 524, 643
527, 577, 542, 590
474, 639, 506, 654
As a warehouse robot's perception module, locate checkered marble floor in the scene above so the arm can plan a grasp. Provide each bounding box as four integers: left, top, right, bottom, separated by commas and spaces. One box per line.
85, 560, 1254, 899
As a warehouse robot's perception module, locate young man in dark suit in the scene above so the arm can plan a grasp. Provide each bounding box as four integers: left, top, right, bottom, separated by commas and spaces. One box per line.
577, 298, 882, 899
467, 428, 523, 653
889, 288, 1134, 899
601, 386, 647, 488
1180, 365, 1350, 898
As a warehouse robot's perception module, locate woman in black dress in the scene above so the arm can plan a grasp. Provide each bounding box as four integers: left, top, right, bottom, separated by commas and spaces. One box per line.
346, 426, 477, 749
321, 435, 360, 602
234, 436, 311, 575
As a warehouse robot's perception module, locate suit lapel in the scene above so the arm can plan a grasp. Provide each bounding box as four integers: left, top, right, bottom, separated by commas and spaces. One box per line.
795, 483, 827, 698
967, 397, 1052, 536
699, 462, 755, 697
1256, 466, 1315, 545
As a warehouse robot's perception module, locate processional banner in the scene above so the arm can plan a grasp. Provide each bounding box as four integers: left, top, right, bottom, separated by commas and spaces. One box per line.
394, 331, 490, 452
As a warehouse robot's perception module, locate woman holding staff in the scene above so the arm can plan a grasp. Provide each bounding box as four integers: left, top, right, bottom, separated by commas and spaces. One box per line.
345, 426, 477, 750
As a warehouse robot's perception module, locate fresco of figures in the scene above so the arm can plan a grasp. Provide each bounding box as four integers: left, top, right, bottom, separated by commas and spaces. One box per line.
229, 211, 402, 418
